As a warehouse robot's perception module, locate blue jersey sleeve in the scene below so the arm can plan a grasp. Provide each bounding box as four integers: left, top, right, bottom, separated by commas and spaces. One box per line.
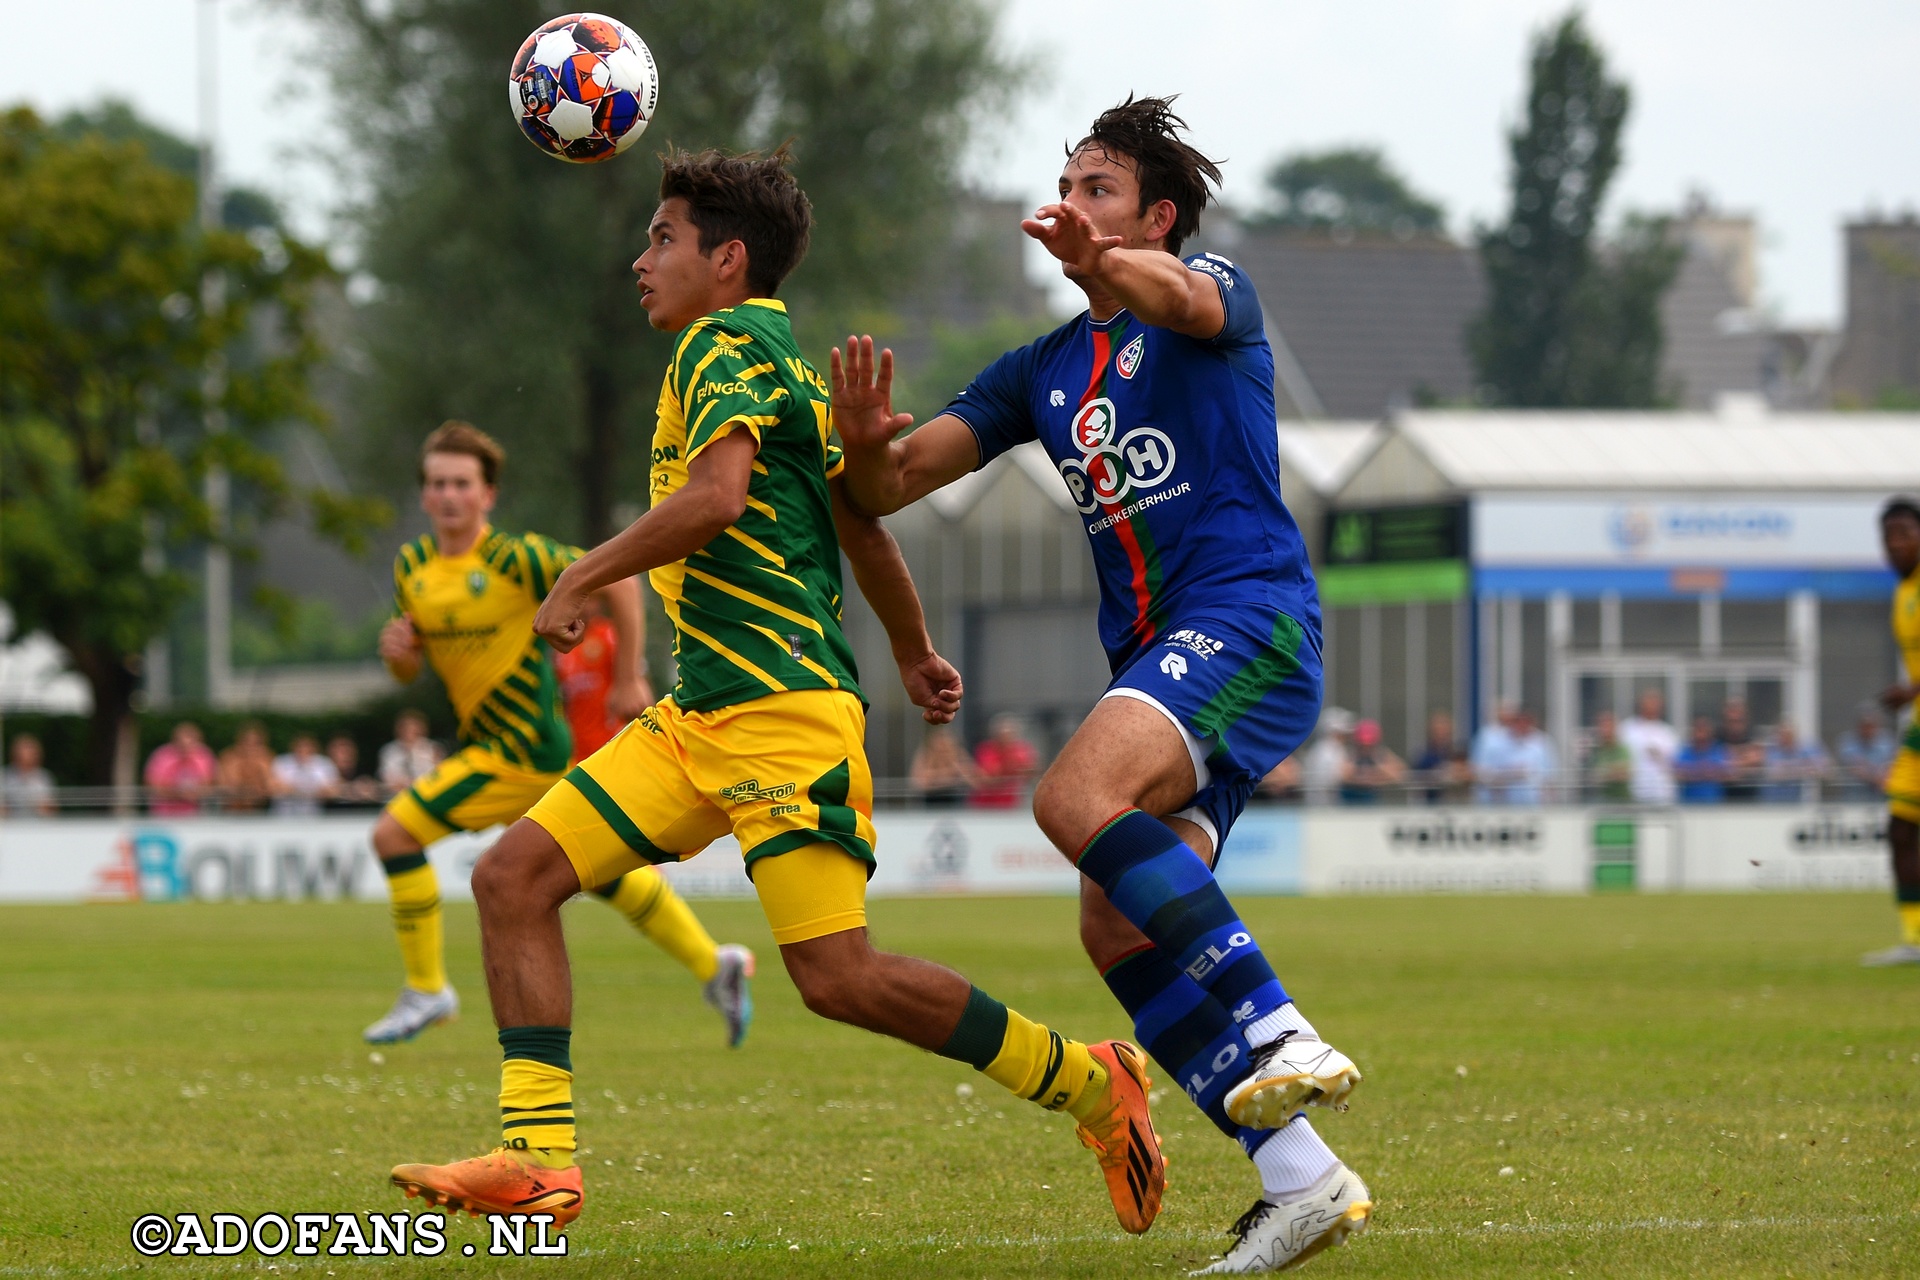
942, 344, 1037, 470
1184, 253, 1264, 347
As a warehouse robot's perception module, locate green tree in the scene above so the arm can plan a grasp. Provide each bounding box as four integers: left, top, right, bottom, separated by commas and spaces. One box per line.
0, 107, 352, 782
292, 0, 1023, 544
1253, 147, 1445, 237
1470, 12, 1681, 407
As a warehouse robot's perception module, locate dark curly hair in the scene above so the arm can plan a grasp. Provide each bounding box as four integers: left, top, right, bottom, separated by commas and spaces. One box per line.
1069, 95, 1223, 256
1882, 497, 1920, 526
658, 146, 812, 296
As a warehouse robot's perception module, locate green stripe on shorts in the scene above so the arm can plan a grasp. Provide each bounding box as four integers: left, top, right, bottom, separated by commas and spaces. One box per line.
562, 768, 673, 864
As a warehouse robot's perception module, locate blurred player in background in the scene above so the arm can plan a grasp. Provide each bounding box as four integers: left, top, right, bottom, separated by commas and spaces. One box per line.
833, 96, 1368, 1273
366, 421, 753, 1046
1867, 497, 1920, 966
555, 594, 635, 759
388, 148, 1164, 1234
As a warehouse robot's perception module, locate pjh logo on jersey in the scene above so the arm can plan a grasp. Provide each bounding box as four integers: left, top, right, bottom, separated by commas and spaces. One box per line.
1115, 333, 1145, 379
1058, 397, 1178, 515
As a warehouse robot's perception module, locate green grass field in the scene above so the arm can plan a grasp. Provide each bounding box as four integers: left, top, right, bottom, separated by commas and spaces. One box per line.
2, 892, 1916, 1277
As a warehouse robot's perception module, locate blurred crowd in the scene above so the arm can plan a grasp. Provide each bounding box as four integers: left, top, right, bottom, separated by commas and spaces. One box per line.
1249, 687, 1898, 807
0, 711, 445, 817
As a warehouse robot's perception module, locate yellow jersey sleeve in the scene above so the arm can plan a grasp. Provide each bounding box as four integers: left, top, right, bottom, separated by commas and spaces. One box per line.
478, 531, 583, 604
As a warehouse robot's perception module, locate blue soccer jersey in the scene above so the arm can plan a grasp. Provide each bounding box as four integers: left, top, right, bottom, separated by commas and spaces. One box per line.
944, 252, 1321, 671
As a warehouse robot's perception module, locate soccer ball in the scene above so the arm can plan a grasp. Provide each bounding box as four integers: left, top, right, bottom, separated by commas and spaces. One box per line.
509, 13, 658, 163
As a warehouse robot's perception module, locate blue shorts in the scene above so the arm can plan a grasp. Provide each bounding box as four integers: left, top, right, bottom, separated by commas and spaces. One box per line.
1104, 606, 1322, 859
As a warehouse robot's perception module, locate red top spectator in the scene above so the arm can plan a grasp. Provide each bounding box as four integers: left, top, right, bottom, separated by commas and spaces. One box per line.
972, 714, 1039, 809
144, 722, 217, 815
555, 614, 626, 760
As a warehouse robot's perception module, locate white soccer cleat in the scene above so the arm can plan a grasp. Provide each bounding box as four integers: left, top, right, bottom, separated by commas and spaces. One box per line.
363, 985, 460, 1044
1191, 1161, 1372, 1274
702, 944, 755, 1048
1860, 943, 1920, 967
1224, 1033, 1363, 1129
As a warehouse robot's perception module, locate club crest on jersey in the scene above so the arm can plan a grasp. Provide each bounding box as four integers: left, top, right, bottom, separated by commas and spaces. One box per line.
1058, 398, 1179, 515
466, 570, 488, 597
1116, 333, 1145, 379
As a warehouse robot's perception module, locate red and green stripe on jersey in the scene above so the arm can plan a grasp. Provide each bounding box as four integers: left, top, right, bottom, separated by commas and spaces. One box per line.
1076, 319, 1170, 649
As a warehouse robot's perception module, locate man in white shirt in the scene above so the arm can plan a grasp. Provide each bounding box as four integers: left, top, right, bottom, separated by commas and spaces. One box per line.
272, 733, 340, 815
1618, 687, 1680, 806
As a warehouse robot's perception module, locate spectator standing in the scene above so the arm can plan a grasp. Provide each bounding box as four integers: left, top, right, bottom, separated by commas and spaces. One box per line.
1470, 702, 1522, 804
971, 714, 1039, 809
1619, 688, 1679, 806
272, 733, 340, 815
1762, 723, 1830, 803
1508, 708, 1559, 805
910, 727, 979, 808
1255, 753, 1301, 803
1674, 716, 1730, 804
1413, 710, 1471, 804
218, 722, 277, 812
1718, 696, 1764, 803
1340, 719, 1405, 804
377, 710, 444, 796
1300, 707, 1355, 804
144, 721, 218, 815
325, 735, 386, 810
1835, 705, 1896, 801
1585, 710, 1633, 803
2, 734, 56, 817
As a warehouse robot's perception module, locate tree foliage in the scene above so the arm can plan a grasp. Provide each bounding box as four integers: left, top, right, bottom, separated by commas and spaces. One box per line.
0, 107, 348, 781
1470, 12, 1681, 407
292, 0, 1023, 544
1253, 147, 1445, 237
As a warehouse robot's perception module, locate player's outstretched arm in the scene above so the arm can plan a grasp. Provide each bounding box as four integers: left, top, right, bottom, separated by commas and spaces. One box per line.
595, 576, 655, 717
534, 428, 757, 653
831, 479, 962, 725
829, 335, 979, 517
1023, 202, 1225, 339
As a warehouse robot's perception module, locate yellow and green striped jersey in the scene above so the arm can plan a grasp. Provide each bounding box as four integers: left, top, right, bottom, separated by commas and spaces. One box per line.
648, 298, 861, 712
391, 526, 580, 772
1896, 571, 1920, 688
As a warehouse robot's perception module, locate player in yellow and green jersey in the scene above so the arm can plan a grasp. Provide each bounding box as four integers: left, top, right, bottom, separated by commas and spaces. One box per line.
364, 421, 755, 1045
1867, 498, 1920, 966
388, 147, 1164, 1235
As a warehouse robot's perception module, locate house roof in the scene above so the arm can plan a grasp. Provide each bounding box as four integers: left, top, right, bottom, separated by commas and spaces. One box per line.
1212, 230, 1485, 419
1277, 421, 1386, 495
1383, 407, 1920, 492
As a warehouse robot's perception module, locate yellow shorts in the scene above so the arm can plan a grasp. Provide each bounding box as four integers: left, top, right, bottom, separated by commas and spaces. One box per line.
1888, 740, 1920, 824
527, 689, 878, 945
386, 744, 563, 846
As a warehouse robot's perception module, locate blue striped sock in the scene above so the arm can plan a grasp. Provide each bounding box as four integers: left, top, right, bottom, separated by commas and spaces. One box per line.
1100, 944, 1285, 1163
1078, 810, 1290, 1031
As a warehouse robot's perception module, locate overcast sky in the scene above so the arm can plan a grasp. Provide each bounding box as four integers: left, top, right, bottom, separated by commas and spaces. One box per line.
5, 0, 1916, 325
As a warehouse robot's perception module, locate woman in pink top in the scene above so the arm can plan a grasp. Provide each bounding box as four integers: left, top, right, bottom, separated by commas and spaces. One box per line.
144, 722, 218, 815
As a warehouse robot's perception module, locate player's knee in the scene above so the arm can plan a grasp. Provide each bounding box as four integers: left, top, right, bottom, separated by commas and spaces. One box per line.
472, 822, 574, 912
779, 935, 872, 1025
371, 815, 419, 860
789, 963, 862, 1023
1032, 767, 1084, 856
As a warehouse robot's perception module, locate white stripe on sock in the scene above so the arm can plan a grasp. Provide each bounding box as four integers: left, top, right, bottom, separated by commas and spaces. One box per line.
1252, 1114, 1339, 1198
1245, 1001, 1317, 1048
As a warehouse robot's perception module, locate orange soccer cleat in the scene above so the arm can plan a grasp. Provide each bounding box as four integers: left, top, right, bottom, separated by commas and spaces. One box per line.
1075, 1039, 1167, 1234
390, 1149, 584, 1226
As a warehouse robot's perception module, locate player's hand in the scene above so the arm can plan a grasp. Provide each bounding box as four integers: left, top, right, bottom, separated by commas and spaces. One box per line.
828, 336, 915, 450
1022, 202, 1124, 279
1880, 682, 1916, 711
378, 616, 420, 664
899, 650, 963, 725
533, 573, 592, 654
607, 675, 656, 721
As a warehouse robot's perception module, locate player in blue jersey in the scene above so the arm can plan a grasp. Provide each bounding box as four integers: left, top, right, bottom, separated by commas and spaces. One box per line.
831, 97, 1369, 1273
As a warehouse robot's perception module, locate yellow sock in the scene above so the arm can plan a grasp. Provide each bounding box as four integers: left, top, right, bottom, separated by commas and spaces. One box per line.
383, 854, 445, 994
981, 1009, 1109, 1120
598, 868, 719, 983
500, 1037, 574, 1168
1899, 902, 1920, 947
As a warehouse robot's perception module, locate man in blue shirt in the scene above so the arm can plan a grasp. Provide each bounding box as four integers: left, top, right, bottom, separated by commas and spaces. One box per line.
831, 96, 1369, 1273
1674, 716, 1730, 804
